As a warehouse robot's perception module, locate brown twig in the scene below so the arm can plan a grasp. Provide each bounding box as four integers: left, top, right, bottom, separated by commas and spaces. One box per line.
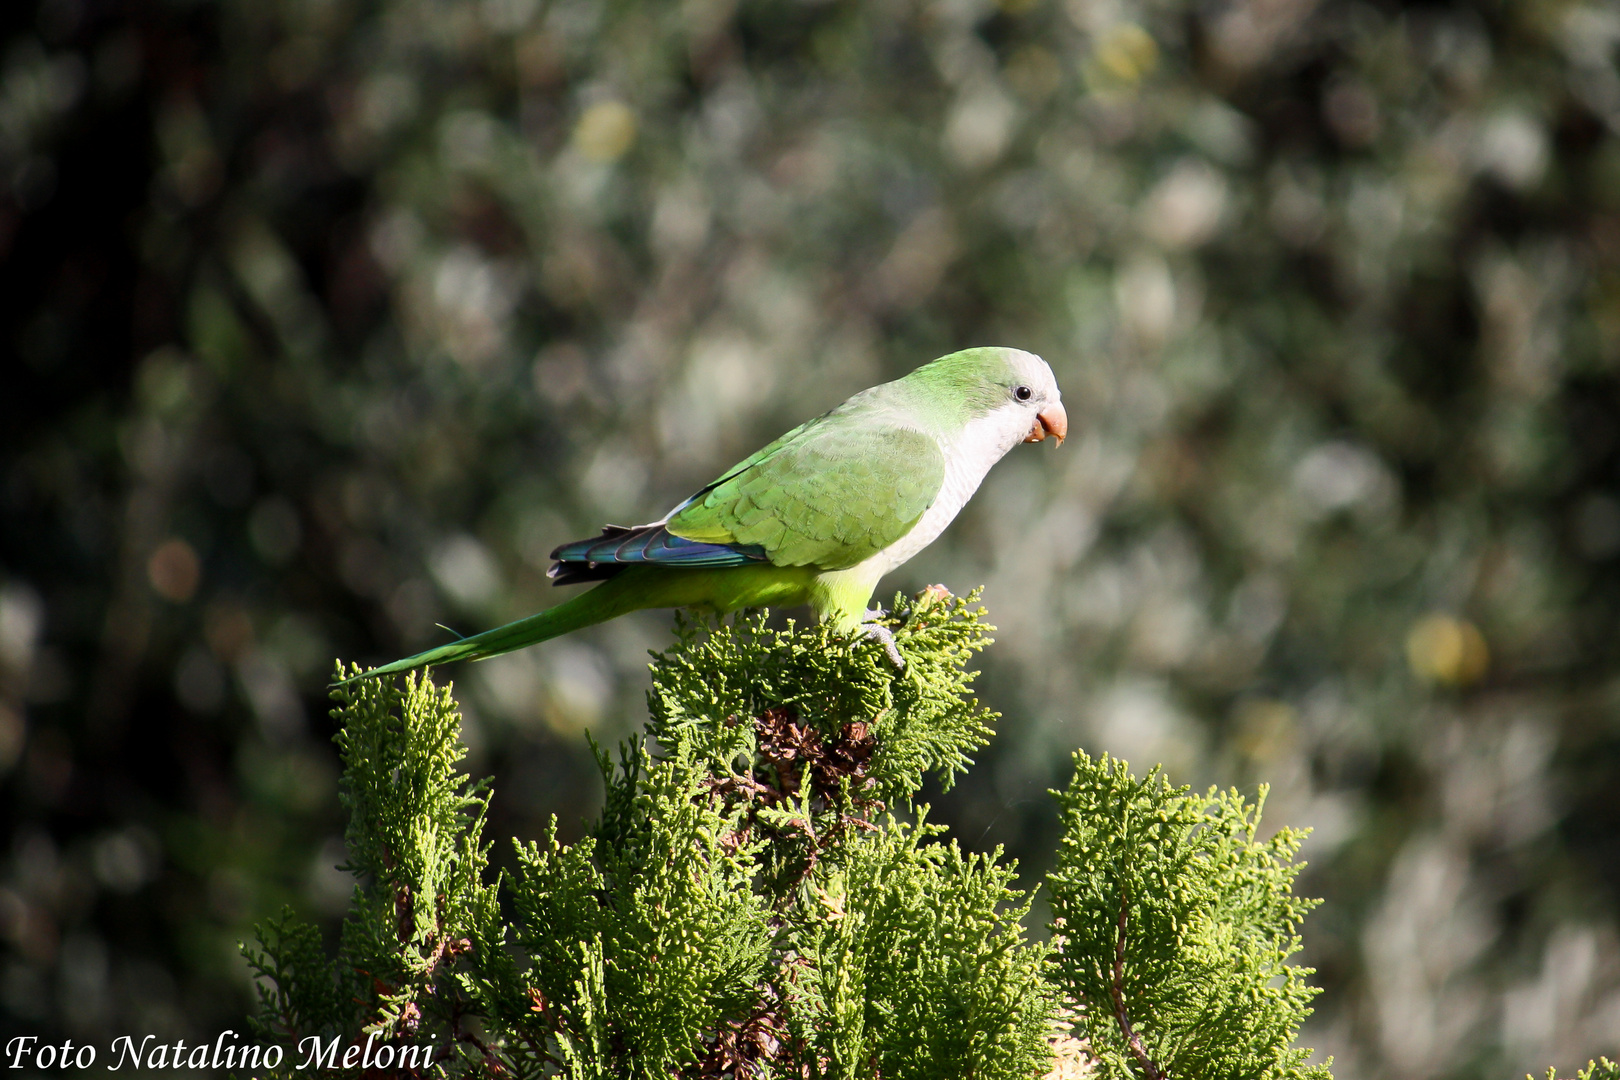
450, 997, 506, 1076
690, 985, 791, 1078
394, 880, 413, 944
1111, 884, 1164, 1080
523, 991, 569, 1071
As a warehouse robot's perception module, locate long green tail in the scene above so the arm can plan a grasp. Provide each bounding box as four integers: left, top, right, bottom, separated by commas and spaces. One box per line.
343, 571, 663, 683
340, 562, 824, 684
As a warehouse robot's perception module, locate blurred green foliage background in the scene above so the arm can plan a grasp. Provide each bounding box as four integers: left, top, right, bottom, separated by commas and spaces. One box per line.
2, 0, 1619, 1074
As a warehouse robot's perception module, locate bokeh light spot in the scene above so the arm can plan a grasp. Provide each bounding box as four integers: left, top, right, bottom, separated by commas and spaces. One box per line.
573, 100, 636, 163
1407, 615, 1490, 687
1093, 24, 1158, 85
146, 538, 200, 603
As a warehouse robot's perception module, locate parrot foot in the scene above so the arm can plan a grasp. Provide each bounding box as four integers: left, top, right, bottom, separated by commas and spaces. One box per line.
859, 619, 906, 670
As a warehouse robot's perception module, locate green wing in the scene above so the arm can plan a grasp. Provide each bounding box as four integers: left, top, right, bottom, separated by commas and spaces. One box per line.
667, 402, 945, 571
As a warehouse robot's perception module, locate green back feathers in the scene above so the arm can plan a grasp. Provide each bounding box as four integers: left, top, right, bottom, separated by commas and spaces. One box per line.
667, 391, 944, 570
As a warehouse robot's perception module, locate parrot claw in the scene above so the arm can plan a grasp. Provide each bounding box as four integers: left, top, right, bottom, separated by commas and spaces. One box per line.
860, 620, 906, 670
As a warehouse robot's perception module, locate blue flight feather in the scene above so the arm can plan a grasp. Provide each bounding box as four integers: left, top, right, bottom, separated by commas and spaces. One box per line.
550, 525, 767, 576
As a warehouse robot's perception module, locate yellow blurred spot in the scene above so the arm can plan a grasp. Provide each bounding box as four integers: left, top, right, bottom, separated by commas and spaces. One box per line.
1093, 23, 1158, 84
1235, 698, 1297, 762
543, 704, 592, 738
1005, 45, 1063, 102
573, 100, 637, 163
148, 538, 201, 603
1406, 614, 1490, 687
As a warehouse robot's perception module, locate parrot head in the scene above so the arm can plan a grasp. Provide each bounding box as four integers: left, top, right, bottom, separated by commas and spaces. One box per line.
907, 346, 1068, 449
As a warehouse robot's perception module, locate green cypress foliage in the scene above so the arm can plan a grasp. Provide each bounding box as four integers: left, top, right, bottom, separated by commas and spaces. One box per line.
1537, 1060, 1620, 1080
1047, 752, 1328, 1080
244, 671, 503, 1069
243, 592, 1334, 1078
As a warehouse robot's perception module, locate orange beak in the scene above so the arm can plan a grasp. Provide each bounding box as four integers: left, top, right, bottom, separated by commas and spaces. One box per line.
1025, 402, 1068, 446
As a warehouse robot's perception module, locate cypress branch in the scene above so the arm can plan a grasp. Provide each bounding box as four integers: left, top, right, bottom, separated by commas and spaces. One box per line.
1047, 751, 1328, 1080
241, 592, 1331, 1079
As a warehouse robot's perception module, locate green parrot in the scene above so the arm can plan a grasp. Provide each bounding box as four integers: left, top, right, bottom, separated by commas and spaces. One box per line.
354, 346, 1066, 680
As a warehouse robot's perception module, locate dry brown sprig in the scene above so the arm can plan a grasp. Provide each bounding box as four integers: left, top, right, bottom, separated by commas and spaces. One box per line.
687, 984, 795, 1079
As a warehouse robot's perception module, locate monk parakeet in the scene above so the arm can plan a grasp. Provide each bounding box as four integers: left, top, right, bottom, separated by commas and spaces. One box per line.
356, 346, 1065, 679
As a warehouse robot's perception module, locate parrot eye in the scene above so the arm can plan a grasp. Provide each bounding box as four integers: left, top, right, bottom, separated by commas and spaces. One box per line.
1013, 385, 1033, 402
